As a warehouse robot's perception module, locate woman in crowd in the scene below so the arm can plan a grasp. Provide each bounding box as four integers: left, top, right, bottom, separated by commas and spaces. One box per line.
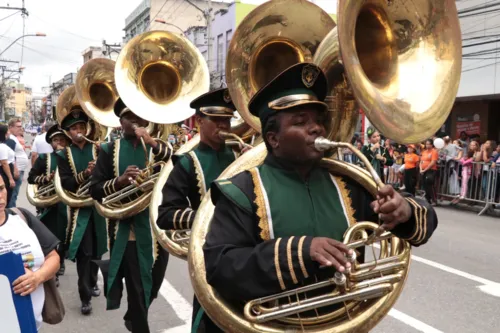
404, 144, 420, 196
420, 139, 439, 205
361, 127, 393, 181
0, 125, 17, 204
0, 176, 61, 331
452, 141, 480, 204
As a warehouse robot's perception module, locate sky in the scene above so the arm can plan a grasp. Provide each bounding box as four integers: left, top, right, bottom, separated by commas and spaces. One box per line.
0, 0, 336, 97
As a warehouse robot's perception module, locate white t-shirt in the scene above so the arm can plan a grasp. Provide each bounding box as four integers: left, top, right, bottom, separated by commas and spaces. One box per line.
0, 214, 46, 330
31, 133, 53, 155
0, 143, 15, 164
9, 135, 29, 172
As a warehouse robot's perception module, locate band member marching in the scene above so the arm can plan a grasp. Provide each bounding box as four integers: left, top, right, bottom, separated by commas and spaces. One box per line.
157, 88, 241, 332
56, 109, 108, 315
362, 126, 394, 182
203, 63, 438, 332
90, 98, 172, 333
27, 124, 69, 284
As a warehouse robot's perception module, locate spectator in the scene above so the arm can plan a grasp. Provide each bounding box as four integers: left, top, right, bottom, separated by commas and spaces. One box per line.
0, 178, 61, 331
0, 125, 17, 204
404, 144, 419, 196
31, 122, 54, 165
420, 139, 439, 205
361, 127, 393, 181
452, 141, 479, 204
8, 117, 29, 208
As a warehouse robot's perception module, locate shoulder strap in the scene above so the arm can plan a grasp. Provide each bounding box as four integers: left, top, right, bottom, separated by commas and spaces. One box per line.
212, 179, 253, 214
8, 207, 27, 224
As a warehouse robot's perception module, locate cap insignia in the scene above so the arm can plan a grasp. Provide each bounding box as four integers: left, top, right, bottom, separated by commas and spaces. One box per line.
223, 89, 232, 103
72, 110, 81, 118
302, 64, 320, 88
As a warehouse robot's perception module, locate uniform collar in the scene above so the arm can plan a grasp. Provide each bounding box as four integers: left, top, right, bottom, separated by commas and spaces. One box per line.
264, 154, 322, 180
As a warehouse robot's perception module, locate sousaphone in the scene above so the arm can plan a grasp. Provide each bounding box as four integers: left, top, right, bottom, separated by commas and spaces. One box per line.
53, 85, 110, 208
94, 30, 209, 220
150, 0, 333, 260
189, 0, 462, 332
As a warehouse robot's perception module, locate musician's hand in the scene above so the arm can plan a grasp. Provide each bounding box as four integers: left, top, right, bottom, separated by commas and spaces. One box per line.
117, 165, 141, 187
371, 185, 412, 231
375, 153, 383, 160
84, 161, 95, 176
310, 237, 353, 272
47, 171, 55, 181
134, 127, 157, 147
371, 143, 380, 151
13, 268, 43, 296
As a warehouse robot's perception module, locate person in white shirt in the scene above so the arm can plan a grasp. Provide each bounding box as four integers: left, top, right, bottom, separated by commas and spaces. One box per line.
0, 176, 60, 331
7, 118, 29, 208
0, 125, 17, 204
31, 122, 54, 165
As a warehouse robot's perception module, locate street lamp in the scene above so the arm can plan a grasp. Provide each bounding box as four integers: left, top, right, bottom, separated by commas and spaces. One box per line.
0, 33, 47, 57
154, 19, 184, 35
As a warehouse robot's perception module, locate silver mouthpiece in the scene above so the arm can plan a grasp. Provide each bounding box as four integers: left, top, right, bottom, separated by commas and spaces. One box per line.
314, 137, 339, 152
77, 133, 83, 138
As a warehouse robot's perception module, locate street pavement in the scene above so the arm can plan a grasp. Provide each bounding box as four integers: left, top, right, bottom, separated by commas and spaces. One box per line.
13, 170, 498, 333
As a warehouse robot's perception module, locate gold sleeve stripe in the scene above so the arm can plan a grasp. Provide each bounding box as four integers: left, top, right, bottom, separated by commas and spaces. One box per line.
103, 181, 109, 196
415, 203, 428, 244
407, 197, 424, 242
286, 236, 298, 285
298, 236, 309, 278
179, 209, 190, 229
111, 179, 117, 193
274, 238, 286, 290
173, 209, 182, 229
405, 198, 422, 241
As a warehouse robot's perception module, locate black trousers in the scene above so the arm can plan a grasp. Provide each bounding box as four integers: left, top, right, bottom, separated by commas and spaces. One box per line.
120, 242, 169, 333
76, 218, 101, 303
422, 170, 437, 203
192, 296, 223, 333
404, 167, 418, 196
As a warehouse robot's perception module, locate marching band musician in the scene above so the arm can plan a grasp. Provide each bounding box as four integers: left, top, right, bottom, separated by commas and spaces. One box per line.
56, 109, 108, 315
27, 124, 69, 285
89, 98, 172, 333
203, 63, 438, 332
157, 88, 242, 332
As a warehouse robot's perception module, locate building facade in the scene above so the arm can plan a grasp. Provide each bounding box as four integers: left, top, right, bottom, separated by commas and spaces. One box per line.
47, 73, 76, 121
123, 0, 151, 43
4, 82, 32, 123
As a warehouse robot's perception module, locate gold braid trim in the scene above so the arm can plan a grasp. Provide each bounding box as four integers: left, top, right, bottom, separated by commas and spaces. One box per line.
298, 236, 309, 278
274, 238, 286, 290
113, 140, 120, 178
46, 153, 51, 177
286, 236, 298, 285
189, 151, 206, 197
66, 147, 78, 179
69, 208, 79, 244
173, 210, 181, 229
405, 198, 422, 241
249, 168, 270, 241
332, 176, 356, 226
407, 198, 427, 244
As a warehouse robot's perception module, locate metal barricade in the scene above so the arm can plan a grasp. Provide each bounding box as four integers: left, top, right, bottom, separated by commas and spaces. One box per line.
435, 160, 499, 215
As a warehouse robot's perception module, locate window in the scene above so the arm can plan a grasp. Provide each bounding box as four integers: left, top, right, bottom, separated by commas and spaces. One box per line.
217, 34, 224, 72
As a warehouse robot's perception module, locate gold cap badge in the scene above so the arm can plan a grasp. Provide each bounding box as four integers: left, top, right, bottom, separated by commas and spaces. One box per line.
302, 64, 320, 88
223, 89, 232, 103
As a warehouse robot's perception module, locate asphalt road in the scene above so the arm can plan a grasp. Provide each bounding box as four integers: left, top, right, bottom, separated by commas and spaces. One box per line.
14, 171, 498, 333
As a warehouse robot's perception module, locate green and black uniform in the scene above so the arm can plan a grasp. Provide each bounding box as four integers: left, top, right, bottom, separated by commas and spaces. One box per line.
361, 143, 393, 182
56, 141, 108, 304
27, 152, 67, 269
157, 87, 238, 332
204, 154, 438, 331
157, 142, 237, 332
90, 136, 172, 333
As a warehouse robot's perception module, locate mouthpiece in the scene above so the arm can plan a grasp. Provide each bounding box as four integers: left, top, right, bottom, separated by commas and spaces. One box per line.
314, 137, 339, 152
77, 133, 83, 138
132, 124, 138, 130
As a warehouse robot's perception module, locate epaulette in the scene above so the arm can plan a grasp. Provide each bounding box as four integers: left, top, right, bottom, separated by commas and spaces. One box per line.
211, 178, 253, 215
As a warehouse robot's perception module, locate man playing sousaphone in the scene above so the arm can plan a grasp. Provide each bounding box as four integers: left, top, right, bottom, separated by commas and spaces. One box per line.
157, 88, 245, 332
203, 63, 438, 332
28, 123, 69, 285
56, 109, 108, 315
90, 98, 172, 333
